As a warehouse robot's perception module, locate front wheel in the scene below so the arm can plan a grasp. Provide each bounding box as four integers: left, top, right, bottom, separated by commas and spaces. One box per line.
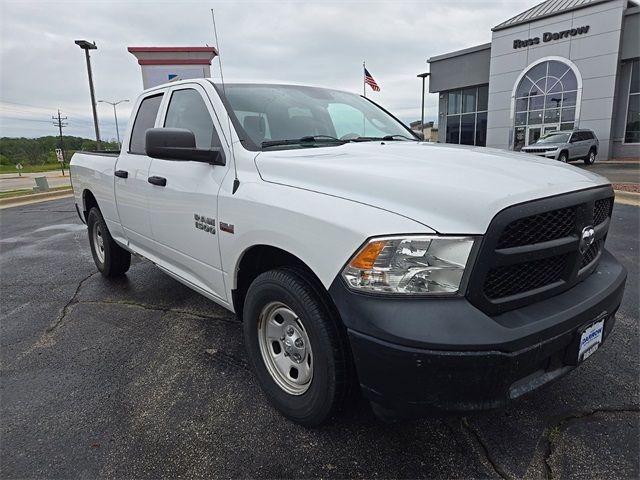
243, 268, 354, 426
87, 207, 131, 277
584, 149, 596, 165
558, 151, 569, 163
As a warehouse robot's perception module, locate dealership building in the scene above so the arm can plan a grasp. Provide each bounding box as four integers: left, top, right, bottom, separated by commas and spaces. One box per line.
427, 0, 639, 159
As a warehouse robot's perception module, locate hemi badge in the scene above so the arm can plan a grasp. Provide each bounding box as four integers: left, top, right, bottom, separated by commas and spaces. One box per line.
220, 222, 235, 234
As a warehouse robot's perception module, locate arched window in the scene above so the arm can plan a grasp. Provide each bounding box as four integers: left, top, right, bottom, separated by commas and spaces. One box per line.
513, 60, 578, 150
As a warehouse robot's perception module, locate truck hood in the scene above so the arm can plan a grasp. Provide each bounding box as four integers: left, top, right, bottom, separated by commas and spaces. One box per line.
254, 142, 609, 234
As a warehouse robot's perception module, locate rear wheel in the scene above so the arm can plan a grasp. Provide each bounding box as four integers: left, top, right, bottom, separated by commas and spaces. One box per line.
87, 207, 131, 277
584, 148, 596, 165
243, 268, 354, 426
558, 151, 569, 163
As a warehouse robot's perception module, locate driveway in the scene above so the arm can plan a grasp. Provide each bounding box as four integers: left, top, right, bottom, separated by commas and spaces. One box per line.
0, 198, 638, 479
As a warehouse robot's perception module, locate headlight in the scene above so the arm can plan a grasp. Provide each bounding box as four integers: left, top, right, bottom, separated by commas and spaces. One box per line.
341, 235, 476, 295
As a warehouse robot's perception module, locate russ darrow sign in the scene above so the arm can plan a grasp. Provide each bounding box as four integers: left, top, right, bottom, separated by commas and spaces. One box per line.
513, 25, 590, 49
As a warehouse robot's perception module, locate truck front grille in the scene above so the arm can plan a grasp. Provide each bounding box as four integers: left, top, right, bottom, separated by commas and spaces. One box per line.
467, 187, 614, 315
594, 197, 613, 225
580, 239, 602, 269
484, 255, 567, 299
497, 207, 576, 248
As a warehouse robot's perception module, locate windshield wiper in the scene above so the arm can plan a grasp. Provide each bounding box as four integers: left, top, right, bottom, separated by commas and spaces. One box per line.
382, 134, 417, 141
350, 134, 417, 142
261, 135, 347, 148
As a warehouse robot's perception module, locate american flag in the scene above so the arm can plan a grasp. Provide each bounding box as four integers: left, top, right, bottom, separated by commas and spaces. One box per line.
364, 67, 380, 92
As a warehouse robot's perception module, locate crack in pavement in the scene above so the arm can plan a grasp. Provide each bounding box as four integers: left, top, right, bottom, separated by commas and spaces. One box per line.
46, 271, 98, 333
541, 405, 640, 479
79, 299, 238, 324
16, 271, 97, 359
461, 417, 511, 479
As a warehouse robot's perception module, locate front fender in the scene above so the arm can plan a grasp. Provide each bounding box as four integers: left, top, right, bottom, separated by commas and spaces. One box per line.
218, 181, 433, 293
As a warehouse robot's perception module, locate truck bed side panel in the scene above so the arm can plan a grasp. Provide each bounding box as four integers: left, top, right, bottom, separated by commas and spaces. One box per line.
70, 152, 126, 244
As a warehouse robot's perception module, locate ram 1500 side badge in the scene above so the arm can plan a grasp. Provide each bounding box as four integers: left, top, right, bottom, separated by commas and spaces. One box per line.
194, 214, 216, 234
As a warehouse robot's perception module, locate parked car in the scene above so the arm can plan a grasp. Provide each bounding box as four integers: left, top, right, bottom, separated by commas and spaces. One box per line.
521, 129, 599, 164
70, 79, 626, 426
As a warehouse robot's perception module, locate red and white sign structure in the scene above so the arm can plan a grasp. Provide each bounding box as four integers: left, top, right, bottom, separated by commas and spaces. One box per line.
128, 47, 219, 89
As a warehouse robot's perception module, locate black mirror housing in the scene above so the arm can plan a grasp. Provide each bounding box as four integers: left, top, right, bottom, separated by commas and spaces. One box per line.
145, 128, 225, 166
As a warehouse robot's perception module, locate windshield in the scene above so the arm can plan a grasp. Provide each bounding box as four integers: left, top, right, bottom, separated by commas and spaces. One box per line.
214, 83, 416, 150
535, 132, 570, 144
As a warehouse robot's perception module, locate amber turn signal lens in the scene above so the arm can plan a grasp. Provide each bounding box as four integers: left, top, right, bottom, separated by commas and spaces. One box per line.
349, 240, 387, 269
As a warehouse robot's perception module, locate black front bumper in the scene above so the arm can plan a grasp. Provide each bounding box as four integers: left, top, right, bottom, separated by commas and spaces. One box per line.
328, 250, 626, 416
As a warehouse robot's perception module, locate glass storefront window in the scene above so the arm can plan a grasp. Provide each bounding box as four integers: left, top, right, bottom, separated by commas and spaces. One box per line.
545, 95, 563, 109
513, 60, 578, 150
460, 113, 475, 145
529, 95, 544, 110
624, 60, 640, 144
528, 110, 543, 124
477, 86, 489, 111
447, 92, 462, 115
476, 112, 487, 147
444, 85, 488, 146
544, 109, 560, 123
516, 97, 528, 112
462, 88, 476, 113
561, 108, 575, 122
563, 91, 577, 108
446, 115, 461, 143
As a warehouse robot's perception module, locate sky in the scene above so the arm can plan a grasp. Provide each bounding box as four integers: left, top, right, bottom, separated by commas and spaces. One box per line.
0, 0, 541, 140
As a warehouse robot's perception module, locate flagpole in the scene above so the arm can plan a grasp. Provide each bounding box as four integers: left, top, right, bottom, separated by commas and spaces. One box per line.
362, 61, 366, 136
363, 61, 366, 98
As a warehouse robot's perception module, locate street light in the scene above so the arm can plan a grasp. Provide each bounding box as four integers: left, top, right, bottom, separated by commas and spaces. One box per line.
75, 40, 101, 150
99, 99, 129, 146
417, 72, 431, 134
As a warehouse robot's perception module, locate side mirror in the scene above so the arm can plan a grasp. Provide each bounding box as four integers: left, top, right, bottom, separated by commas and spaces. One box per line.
145, 128, 225, 165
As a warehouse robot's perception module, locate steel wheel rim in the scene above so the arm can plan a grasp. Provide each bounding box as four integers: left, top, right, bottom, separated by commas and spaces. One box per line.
93, 223, 105, 264
258, 301, 313, 395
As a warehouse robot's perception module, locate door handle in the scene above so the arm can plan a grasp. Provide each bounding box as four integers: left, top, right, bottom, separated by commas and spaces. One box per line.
114, 170, 128, 179
148, 176, 167, 187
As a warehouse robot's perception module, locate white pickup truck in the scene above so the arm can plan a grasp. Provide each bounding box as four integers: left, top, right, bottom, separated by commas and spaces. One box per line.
71, 79, 626, 425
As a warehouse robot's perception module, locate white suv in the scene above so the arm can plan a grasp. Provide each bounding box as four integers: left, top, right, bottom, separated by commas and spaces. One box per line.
522, 129, 599, 165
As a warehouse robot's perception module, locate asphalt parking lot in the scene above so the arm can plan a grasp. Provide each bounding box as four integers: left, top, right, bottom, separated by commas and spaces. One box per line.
1, 197, 638, 479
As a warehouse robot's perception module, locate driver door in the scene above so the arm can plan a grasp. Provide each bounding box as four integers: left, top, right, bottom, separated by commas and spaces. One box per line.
146, 84, 231, 302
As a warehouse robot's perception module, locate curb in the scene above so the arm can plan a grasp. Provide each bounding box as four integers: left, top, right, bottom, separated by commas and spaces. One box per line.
614, 190, 640, 206
0, 189, 73, 208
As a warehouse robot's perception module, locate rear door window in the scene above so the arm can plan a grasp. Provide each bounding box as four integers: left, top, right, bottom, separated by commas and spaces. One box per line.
129, 94, 163, 154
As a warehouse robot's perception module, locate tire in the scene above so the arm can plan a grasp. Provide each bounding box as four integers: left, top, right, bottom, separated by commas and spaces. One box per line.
558, 151, 569, 163
584, 148, 596, 165
243, 267, 354, 426
87, 207, 131, 277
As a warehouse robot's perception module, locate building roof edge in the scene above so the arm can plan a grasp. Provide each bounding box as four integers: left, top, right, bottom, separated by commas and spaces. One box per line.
427, 43, 491, 63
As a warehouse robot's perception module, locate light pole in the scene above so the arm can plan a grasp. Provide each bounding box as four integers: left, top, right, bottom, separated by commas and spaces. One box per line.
75, 40, 101, 150
99, 99, 129, 146
417, 72, 430, 133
